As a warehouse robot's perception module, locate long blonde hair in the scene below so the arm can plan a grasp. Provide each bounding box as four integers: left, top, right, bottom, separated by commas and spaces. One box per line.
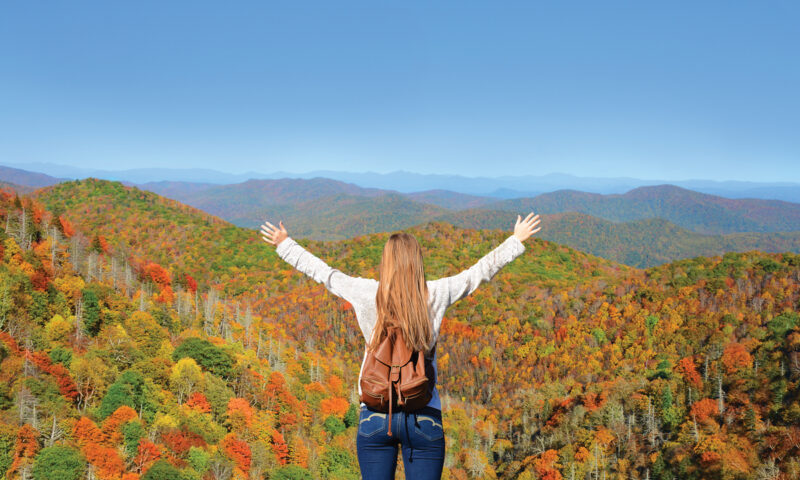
368, 232, 433, 355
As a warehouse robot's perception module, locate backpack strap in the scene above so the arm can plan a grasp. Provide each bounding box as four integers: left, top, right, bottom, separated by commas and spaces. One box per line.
387, 374, 394, 436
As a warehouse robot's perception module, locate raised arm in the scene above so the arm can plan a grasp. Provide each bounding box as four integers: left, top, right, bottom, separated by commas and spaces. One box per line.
261, 221, 372, 306
434, 212, 540, 307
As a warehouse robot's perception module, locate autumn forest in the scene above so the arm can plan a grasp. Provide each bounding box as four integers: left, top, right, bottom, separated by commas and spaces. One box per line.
0, 178, 798, 480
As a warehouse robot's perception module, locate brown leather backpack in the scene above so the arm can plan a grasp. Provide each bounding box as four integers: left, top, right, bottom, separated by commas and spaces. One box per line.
359, 325, 437, 436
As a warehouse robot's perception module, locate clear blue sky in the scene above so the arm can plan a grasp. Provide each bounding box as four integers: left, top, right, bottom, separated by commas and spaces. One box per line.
1, 1, 798, 181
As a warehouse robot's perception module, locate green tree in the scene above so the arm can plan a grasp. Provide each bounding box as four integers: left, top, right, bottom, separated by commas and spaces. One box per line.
32, 445, 85, 480
204, 373, 234, 421
122, 420, 144, 457
151, 306, 179, 334
323, 415, 346, 436
0, 431, 13, 478
661, 384, 673, 411
187, 446, 210, 474
172, 337, 234, 378
343, 404, 358, 428
31, 291, 50, 326
0, 382, 13, 411
142, 459, 182, 480
745, 407, 757, 432
97, 370, 157, 421
48, 347, 72, 368
318, 446, 358, 479
590, 327, 607, 345
82, 288, 102, 336
651, 453, 672, 480
767, 311, 799, 339
645, 315, 659, 335
274, 464, 314, 480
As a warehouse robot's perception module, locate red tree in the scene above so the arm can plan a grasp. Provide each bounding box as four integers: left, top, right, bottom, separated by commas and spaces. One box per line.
222, 433, 251, 472
271, 429, 289, 465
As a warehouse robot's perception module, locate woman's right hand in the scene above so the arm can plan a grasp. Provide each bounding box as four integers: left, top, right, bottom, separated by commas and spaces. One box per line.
514, 212, 541, 243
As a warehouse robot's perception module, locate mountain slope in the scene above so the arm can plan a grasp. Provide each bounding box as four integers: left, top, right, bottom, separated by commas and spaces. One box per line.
0, 180, 34, 195
28, 177, 800, 268
27, 178, 625, 294
137, 179, 800, 266
138, 177, 391, 221
28, 178, 269, 296
486, 184, 800, 234
0, 165, 68, 188
137, 178, 800, 234
434, 209, 800, 267
404, 189, 498, 210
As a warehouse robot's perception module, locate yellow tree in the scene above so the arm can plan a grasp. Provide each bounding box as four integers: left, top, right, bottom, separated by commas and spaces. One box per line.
170, 357, 204, 405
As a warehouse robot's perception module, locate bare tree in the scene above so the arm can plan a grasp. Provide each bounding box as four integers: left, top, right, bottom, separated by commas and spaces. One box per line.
87, 250, 98, 282
16, 386, 38, 427
42, 415, 65, 447
207, 453, 233, 480
70, 232, 87, 273
203, 287, 219, 335
50, 226, 60, 275
754, 459, 780, 480
644, 396, 661, 449
241, 304, 253, 348
74, 298, 84, 343
19, 207, 29, 250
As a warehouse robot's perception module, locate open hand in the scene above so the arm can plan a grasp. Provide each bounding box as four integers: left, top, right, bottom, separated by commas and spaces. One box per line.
260, 220, 289, 247
514, 212, 541, 243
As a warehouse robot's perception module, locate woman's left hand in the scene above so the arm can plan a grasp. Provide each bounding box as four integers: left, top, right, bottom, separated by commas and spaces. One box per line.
260, 220, 289, 247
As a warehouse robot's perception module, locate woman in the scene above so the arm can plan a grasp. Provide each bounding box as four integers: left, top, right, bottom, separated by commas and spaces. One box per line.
260, 213, 541, 480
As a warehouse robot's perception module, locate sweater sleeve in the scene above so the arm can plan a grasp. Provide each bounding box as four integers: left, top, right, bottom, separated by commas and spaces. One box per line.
275, 237, 370, 306
437, 234, 525, 308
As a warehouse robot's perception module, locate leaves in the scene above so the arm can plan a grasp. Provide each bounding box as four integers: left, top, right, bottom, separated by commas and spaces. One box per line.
1, 179, 798, 479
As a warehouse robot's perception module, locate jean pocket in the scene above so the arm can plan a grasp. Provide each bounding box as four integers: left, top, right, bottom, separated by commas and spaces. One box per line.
358, 409, 387, 437
413, 413, 444, 442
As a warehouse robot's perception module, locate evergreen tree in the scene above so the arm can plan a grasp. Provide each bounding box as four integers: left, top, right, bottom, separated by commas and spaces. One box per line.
82, 288, 101, 336
172, 337, 234, 378
343, 404, 359, 428
98, 370, 157, 421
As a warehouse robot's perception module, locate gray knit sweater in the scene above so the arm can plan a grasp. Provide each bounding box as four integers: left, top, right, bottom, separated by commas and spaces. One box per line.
275, 233, 526, 411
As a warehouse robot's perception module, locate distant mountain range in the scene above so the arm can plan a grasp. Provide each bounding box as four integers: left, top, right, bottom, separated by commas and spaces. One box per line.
5, 163, 800, 267
134, 177, 800, 237
5, 161, 800, 201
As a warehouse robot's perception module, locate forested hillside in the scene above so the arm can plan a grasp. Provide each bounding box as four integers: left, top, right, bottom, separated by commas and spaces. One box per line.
436, 210, 800, 268
26, 177, 800, 268
485, 184, 800, 234
2, 179, 799, 479
135, 179, 800, 267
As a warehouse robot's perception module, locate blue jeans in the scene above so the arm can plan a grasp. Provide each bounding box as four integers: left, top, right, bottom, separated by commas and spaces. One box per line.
356, 404, 445, 479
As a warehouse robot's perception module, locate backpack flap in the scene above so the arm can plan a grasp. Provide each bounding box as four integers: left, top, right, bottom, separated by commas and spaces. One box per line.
398, 342, 436, 410
360, 331, 393, 411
